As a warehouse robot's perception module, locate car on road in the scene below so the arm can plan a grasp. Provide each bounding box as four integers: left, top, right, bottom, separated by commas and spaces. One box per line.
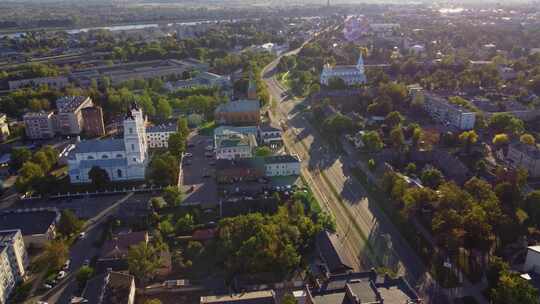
205, 145, 213, 151
63, 259, 71, 270
42, 283, 53, 290
185, 153, 193, 158
57, 270, 67, 280
79, 232, 86, 239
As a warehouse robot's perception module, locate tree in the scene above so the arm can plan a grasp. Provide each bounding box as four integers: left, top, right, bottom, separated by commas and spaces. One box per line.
168, 132, 186, 156
362, 131, 384, 152
327, 77, 347, 90
43, 240, 69, 270
405, 163, 417, 175
458, 130, 478, 153
177, 117, 189, 138
255, 146, 273, 157
88, 166, 110, 190
147, 152, 179, 186
323, 114, 354, 135
486, 257, 510, 288
144, 300, 162, 304
492, 133, 510, 146
128, 242, 162, 283
491, 271, 539, 304
489, 113, 524, 135
524, 191, 540, 228
367, 159, 376, 171
390, 126, 405, 151
420, 168, 444, 189
411, 127, 423, 148
520, 133, 536, 145
385, 111, 403, 127
76, 266, 94, 286
15, 161, 44, 193
282, 294, 298, 304
9, 147, 31, 171
175, 213, 195, 234
163, 185, 183, 207
57, 210, 83, 236
155, 98, 172, 120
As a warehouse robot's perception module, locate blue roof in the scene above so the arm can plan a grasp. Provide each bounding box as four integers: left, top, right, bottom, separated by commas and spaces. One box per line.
73, 139, 125, 154
79, 158, 127, 169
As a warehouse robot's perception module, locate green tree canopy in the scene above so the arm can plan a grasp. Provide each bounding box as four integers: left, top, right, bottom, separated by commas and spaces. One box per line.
362, 131, 384, 152
88, 166, 110, 190
128, 242, 162, 283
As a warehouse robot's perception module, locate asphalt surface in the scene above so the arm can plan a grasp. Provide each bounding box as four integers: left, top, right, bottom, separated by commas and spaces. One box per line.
180, 133, 218, 206
38, 192, 142, 304
262, 47, 446, 302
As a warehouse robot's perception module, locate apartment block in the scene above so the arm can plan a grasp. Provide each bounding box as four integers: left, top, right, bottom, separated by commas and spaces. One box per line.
423, 93, 476, 130
0, 230, 28, 282
56, 96, 94, 135
0, 245, 16, 304
146, 123, 177, 148
23, 111, 55, 139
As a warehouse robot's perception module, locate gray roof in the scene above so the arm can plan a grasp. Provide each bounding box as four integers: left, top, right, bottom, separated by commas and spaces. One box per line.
316, 230, 354, 274
56, 96, 90, 112
146, 123, 177, 133
79, 158, 127, 169
512, 142, 540, 159
0, 210, 59, 236
0, 229, 20, 244
215, 100, 260, 114
73, 139, 125, 154
264, 155, 299, 164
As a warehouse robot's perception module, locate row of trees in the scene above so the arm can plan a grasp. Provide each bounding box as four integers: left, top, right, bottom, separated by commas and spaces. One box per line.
13, 145, 59, 193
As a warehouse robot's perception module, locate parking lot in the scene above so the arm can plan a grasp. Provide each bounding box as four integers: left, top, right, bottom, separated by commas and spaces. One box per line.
181, 133, 218, 206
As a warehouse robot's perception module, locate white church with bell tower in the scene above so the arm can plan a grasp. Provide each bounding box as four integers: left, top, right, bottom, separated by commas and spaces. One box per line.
320, 54, 367, 86
67, 102, 149, 183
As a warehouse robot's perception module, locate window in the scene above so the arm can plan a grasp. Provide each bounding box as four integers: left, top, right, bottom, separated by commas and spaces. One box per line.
131, 144, 135, 151
116, 154, 123, 158
87, 156, 94, 160
102, 155, 108, 159
117, 169, 122, 177
129, 128, 133, 134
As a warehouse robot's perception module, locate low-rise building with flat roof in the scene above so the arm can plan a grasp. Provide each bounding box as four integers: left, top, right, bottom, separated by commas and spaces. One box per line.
264, 154, 300, 176
81, 106, 106, 137
215, 133, 258, 160
0, 208, 60, 248
200, 290, 276, 304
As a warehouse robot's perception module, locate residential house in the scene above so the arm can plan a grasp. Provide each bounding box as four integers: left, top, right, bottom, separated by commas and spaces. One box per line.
524, 246, 540, 274
23, 111, 56, 139
79, 270, 136, 304
507, 142, 540, 178
96, 231, 149, 273
264, 155, 301, 177
214, 100, 260, 126
0, 209, 60, 248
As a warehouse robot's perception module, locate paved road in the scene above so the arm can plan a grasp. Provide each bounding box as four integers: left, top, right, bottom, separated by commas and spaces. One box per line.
262, 51, 447, 302
38, 192, 134, 304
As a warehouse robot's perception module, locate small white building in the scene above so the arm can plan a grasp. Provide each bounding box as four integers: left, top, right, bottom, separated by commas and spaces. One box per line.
524, 246, 540, 274
320, 55, 367, 86
215, 133, 257, 160
146, 123, 177, 149
264, 155, 301, 177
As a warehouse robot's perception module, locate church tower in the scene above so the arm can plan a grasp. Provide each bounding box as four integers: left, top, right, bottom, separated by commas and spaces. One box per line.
123, 102, 148, 170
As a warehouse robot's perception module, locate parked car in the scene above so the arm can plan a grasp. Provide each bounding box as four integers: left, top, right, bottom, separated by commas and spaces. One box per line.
185, 153, 193, 158
79, 232, 86, 239
57, 271, 67, 280
63, 259, 71, 270
205, 145, 214, 151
